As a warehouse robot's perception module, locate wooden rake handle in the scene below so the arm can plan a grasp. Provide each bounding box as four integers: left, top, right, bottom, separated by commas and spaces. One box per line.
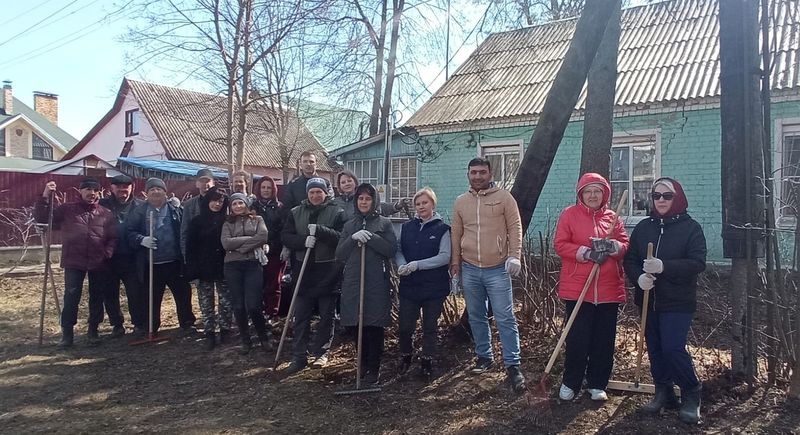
543, 189, 628, 375
633, 242, 655, 385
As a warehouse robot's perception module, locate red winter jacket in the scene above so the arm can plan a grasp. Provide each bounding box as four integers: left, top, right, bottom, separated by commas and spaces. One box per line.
34, 197, 117, 272
554, 173, 629, 304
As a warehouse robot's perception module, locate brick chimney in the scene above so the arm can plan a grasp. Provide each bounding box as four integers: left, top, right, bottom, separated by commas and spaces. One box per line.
2, 81, 12, 115
33, 91, 59, 125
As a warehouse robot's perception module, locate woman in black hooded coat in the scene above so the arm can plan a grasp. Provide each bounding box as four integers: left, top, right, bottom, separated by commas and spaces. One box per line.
623, 177, 706, 425
186, 186, 234, 349
336, 183, 397, 385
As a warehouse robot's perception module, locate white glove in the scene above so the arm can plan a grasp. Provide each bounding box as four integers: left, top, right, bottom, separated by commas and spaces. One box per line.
397, 264, 411, 276
254, 246, 269, 266
168, 196, 181, 208
140, 236, 157, 249
505, 256, 522, 277
351, 230, 372, 244
643, 258, 664, 274
304, 236, 316, 249
405, 261, 418, 273
450, 275, 463, 295
307, 224, 317, 234
280, 246, 291, 262
637, 273, 656, 291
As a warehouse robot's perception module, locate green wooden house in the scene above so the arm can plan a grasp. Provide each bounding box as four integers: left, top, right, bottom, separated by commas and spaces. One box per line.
333, 0, 800, 260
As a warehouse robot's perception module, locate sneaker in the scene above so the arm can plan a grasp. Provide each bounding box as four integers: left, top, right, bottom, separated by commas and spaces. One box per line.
506, 365, 527, 393
111, 325, 125, 338
559, 384, 576, 401
588, 388, 608, 401
284, 359, 307, 375
310, 354, 329, 369
470, 357, 494, 374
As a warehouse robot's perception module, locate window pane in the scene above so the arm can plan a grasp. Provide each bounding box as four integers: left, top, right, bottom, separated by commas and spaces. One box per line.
486, 154, 503, 183
610, 181, 628, 214
504, 152, 519, 189
782, 134, 800, 216
610, 148, 630, 182
632, 144, 655, 180
632, 181, 652, 216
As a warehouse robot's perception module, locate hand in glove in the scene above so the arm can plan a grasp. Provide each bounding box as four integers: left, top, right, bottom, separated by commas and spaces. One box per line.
140, 236, 157, 250
307, 224, 317, 235
304, 235, 316, 249
168, 195, 181, 208
585, 249, 609, 264
351, 229, 372, 244
637, 273, 656, 291
280, 246, 291, 262
505, 256, 522, 277
450, 275, 463, 295
397, 264, 411, 276
643, 258, 664, 274
405, 261, 418, 273
591, 238, 620, 254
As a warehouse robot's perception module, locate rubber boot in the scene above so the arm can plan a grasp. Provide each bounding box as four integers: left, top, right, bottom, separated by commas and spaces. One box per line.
641, 383, 680, 413
58, 327, 74, 348
419, 356, 433, 381
679, 385, 702, 424
398, 354, 412, 375
204, 331, 215, 351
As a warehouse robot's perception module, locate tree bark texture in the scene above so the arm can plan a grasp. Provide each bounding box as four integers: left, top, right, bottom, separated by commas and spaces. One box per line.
510, 0, 620, 232
579, 0, 620, 178
380, 0, 404, 134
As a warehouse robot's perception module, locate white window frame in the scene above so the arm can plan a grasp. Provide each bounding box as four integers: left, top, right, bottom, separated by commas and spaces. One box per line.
479, 139, 523, 190
610, 129, 661, 224
31, 132, 54, 161
775, 118, 800, 228
345, 158, 383, 188
389, 156, 418, 206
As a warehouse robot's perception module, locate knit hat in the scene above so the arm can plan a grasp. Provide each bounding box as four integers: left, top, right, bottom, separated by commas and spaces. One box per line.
306, 177, 328, 193
229, 192, 252, 208
79, 177, 101, 190
145, 177, 166, 191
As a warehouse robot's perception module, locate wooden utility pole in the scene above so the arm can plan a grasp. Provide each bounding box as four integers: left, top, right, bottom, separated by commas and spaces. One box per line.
719, 0, 765, 382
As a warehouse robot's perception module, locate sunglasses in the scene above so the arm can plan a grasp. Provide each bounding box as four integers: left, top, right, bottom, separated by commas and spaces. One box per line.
651, 192, 675, 201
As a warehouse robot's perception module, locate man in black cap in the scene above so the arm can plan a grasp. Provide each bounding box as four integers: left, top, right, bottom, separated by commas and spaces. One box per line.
99, 174, 145, 336
180, 168, 215, 261
34, 177, 117, 347
127, 177, 196, 335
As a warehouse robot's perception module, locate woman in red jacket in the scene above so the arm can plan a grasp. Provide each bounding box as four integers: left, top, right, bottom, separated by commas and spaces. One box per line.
554, 173, 629, 402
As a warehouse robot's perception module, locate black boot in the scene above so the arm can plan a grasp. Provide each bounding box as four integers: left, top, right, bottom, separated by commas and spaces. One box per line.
398, 354, 412, 375
419, 356, 433, 381
506, 365, 527, 393
57, 327, 74, 348
236, 315, 251, 355
87, 324, 101, 346
641, 383, 680, 413
257, 328, 275, 352
219, 329, 231, 344
364, 363, 381, 385
204, 331, 215, 351
679, 385, 702, 424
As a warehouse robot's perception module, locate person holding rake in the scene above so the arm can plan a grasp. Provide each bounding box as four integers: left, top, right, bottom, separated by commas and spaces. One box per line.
623, 177, 706, 424
554, 173, 629, 402
336, 183, 397, 385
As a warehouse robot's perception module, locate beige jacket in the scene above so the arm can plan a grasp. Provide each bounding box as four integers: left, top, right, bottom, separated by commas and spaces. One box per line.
450, 187, 523, 269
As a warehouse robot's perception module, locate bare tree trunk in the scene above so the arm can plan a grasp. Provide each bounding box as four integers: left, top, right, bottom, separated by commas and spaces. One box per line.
357, 0, 388, 136
579, 0, 620, 178
380, 0, 404, 134
235, 0, 253, 172
510, 0, 620, 232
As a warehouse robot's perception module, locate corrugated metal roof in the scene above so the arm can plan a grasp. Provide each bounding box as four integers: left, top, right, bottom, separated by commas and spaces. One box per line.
407, 0, 800, 129
126, 79, 333, 171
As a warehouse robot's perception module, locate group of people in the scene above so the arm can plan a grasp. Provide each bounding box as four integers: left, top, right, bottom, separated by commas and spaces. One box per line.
35, 151, 706, 425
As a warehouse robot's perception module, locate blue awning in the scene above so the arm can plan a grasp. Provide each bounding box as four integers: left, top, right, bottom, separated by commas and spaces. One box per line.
117, 157, 229, 178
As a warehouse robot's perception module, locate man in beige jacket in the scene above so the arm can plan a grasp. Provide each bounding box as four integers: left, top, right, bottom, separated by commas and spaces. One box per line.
450, 157, 526, 393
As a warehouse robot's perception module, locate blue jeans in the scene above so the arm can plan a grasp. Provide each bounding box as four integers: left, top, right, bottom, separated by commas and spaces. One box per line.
646, 311, 700, 390
461, 262, 521, 367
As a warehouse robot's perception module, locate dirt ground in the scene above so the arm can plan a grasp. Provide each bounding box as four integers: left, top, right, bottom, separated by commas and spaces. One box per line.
1, 273, 799, 434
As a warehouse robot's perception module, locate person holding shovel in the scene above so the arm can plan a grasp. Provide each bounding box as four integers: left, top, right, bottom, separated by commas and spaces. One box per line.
221, 193, 273, 355
336, 183, 397, 385
623, 177, 706, 424
554, 173, 629, 402
34, 178, 117, 347
280, 178, 345, 374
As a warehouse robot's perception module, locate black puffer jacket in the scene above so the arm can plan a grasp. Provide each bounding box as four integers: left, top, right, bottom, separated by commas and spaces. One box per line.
623, 213, 707, 313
